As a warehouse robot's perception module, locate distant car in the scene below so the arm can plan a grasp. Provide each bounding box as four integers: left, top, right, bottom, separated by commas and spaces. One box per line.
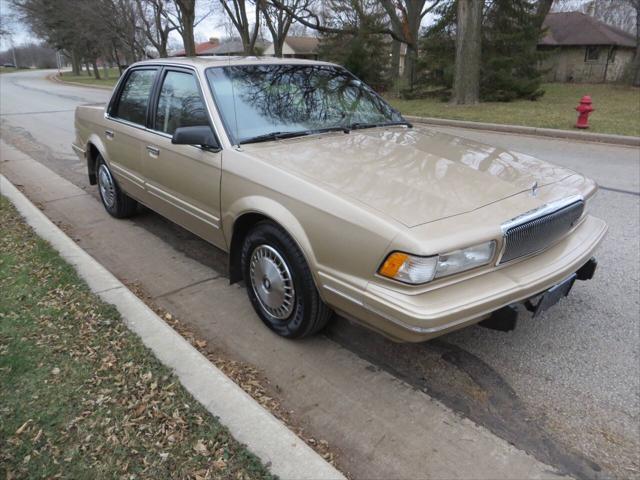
2, 63, 16, 68
72, 57, 606, 342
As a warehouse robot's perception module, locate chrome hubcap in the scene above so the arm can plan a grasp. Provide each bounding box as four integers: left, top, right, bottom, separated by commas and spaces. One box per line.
249, 245, 295, 320
98, 164, 116, 209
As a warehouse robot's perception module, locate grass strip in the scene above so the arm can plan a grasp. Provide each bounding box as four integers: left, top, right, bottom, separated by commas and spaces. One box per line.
388, 83, 640, 137
0, 196, 275, 480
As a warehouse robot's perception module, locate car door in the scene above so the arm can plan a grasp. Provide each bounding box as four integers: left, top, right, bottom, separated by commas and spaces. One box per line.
143, 67, 225, 249
104, 67, 159, 204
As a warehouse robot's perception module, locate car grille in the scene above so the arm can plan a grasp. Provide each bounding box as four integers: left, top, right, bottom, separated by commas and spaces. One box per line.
499, 200, 585, 264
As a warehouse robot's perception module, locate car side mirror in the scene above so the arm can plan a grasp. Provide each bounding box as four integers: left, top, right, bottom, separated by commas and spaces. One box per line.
172, 126, 220, 150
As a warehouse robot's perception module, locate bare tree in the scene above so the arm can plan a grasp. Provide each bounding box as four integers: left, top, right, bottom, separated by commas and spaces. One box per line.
450, 0, 483, 105
170, 0, 197, 55
136, 0, 177, 57
257, 0, 310, 57
269, 0, 441, 86
377, 0, 442, 86
218, 0, 261, 54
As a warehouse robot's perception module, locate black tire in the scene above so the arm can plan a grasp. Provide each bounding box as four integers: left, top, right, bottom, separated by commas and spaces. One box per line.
241, 221, 332, 338
96, 155, 137, 218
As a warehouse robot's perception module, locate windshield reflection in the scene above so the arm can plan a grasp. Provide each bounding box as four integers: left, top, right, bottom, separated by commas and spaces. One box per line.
206, 64, 405, 145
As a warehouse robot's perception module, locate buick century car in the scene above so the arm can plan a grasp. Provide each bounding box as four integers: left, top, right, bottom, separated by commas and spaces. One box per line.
73, 57, 607, 342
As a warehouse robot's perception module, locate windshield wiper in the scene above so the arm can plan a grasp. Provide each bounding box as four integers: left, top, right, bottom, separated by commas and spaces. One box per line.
240, 127, 350, 145
315, 126, 351, 134
240, 130, 313, 145
349, 120, 413, 130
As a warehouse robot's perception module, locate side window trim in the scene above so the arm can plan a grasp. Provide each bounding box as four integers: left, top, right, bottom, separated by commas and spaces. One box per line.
107, 66, 159, 126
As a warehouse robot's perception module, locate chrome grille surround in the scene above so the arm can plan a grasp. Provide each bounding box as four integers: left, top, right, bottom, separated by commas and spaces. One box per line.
499, 196, 585, 264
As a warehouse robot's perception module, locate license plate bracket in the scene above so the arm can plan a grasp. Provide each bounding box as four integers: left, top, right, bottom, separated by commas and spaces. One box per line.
527, 274, 577, 318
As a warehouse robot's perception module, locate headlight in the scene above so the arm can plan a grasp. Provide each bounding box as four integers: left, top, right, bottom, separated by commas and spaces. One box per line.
378, 241, 496, 285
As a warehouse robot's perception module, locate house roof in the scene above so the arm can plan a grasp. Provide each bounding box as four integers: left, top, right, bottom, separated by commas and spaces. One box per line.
172, 39, 220, 56
172, 39, 269, 57
283, 36, 319, 54
539, 12, 636, 47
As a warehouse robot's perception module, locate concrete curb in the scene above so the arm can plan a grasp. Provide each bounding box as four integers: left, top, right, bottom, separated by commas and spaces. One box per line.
0, 174, 345, 480
48, 72, 114, 91
406, 115, 640, 147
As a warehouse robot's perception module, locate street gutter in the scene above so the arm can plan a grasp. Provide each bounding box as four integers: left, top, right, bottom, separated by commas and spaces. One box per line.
406, 115, 640, 147
0, 174, 346, 480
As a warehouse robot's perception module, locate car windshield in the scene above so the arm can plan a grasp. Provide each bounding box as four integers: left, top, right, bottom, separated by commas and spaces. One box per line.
205, 64, 407, 145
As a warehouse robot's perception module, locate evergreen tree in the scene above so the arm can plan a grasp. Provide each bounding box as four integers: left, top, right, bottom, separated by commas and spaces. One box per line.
415, 0, 546, 102
481, 0, 545, 101
318, 32, 390, 90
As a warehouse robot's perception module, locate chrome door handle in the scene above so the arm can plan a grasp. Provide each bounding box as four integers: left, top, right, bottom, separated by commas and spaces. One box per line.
105, 130, 114, 139
146, 145, 160, 156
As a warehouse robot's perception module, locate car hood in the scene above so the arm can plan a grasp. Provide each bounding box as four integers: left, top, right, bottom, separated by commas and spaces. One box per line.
243, 126, 577, 227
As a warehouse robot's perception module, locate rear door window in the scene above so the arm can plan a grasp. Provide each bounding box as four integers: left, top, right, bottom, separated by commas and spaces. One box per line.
112, 69, 157, 125
154, 70, 209, 135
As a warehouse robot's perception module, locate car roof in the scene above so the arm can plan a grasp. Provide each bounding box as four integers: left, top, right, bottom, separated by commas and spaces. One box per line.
129, 56, 336, 71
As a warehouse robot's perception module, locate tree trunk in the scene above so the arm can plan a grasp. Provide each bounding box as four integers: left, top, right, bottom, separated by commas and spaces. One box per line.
274, 39, 284, 57
178, 0, 197, 57
391, 40, 401, 82
103, 62, 110, 79
451, 0, 484, 105
84, 61, 91, 76
402, 45, 417, 87
158, 33, 169, 58
71, 51, 81, 76
400, 11, 421, 89
92, 60, 101, 80
634, 2, 640, 86
182, 21, 196, 56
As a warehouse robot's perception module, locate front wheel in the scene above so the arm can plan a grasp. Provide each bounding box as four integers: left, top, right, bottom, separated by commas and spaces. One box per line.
96, 155, 137, 218
241, 222, 332, 338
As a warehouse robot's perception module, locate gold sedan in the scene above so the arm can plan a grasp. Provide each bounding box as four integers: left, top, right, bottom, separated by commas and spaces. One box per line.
73, 57, 607, 342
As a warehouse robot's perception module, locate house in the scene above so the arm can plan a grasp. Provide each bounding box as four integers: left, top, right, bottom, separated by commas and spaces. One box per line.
171, 38, 267, 57
263, 36, 319, 60
538, 12, 636, 83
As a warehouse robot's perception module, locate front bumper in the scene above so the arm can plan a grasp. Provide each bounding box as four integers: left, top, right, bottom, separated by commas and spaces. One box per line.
323, 215, 607, 342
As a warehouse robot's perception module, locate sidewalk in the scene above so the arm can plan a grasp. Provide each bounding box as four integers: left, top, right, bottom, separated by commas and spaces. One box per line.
0, 140, 571, 479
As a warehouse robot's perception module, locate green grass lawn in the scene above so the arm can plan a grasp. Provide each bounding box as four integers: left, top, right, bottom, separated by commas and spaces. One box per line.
60, 68, 121, 88
388, 83, 640, 137
0, 196, 274, 480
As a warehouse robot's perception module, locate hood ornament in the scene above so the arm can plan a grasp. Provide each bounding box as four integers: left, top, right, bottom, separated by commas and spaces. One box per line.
531, 181, 539, 197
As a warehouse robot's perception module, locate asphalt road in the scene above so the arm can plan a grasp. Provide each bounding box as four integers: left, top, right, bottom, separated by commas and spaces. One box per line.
2, 69, 639, 479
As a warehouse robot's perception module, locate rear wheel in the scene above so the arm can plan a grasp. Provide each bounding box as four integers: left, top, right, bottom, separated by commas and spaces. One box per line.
241, 221, 332, 338
97, 155, 137, 218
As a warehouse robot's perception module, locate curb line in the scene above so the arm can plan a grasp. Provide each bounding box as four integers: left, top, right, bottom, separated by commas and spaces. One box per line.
406, 115, 640, 147
48, 72, 114, 91
0, 174, 345, 480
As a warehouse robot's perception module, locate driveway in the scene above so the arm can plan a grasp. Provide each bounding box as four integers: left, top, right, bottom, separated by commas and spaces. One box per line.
2, 69, 638, 479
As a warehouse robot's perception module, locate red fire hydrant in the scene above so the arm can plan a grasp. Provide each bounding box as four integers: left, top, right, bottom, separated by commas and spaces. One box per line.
575, 95, 594, 129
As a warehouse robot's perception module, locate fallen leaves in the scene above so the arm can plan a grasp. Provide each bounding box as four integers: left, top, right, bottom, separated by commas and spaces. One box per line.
15, 420, 32, 435
125, 280, 340, 468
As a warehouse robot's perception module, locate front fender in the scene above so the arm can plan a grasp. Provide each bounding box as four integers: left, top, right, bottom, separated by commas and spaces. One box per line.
223, 195, 317, 268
